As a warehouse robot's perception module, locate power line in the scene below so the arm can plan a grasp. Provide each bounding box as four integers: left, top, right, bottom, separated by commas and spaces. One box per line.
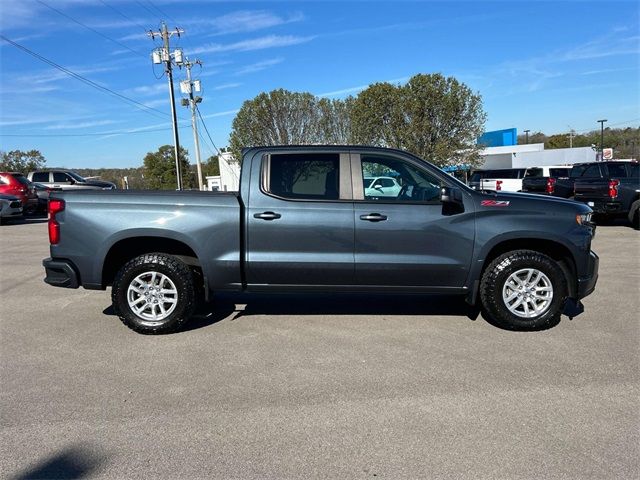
0, 125, 192, 137
145, 0, 179, 25
0, 35, 168, 120
195, 105, 223, 156
135, 0, 160, 20
36, 0, 146, 58
97, 0, 149, 34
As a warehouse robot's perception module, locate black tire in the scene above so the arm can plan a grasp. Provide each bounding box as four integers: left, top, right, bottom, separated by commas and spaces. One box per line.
628, 199, 640, 230
480, 250, 568, 331
112, 253, 196, 334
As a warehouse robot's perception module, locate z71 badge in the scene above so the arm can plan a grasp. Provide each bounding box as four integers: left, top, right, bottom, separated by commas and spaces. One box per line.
481, 200, 510, 207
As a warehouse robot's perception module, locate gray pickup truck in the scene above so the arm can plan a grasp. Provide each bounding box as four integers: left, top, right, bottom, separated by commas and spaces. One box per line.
43, 146, 599, 334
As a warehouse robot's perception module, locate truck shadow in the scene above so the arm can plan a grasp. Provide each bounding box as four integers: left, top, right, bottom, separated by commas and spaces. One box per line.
10, 444, 106, 479
182, 292, 483, 332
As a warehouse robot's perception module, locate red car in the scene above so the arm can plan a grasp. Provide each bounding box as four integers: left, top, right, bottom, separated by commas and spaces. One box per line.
0, 172, 39, 213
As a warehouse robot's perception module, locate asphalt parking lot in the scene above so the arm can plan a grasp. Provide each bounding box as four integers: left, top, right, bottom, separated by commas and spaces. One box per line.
1, 218, 638, 479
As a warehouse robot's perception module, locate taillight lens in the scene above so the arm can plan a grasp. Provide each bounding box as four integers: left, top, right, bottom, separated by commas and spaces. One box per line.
546, 178, 556, 194
496, 180, 503, 191
48, 199, 65, 244
608, 179, 619, 199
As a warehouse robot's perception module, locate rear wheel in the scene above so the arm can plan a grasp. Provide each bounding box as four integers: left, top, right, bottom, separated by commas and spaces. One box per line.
628, 199, 640, 230
480, 250, 568, 330
112, 253, 196, 334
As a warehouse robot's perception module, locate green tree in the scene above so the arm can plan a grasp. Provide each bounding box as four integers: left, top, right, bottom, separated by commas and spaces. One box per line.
351, 73, 487, 167
229, 89, 351, 161
201, 155, 220, 177
143, 145, 192, 190
0, 150, 46, 174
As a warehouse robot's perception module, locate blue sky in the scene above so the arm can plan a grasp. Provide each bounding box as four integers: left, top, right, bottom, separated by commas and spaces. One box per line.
1, 0, 638, 168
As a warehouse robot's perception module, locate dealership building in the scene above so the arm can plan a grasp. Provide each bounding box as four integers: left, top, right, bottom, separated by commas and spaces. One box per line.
477, 128, 597, 170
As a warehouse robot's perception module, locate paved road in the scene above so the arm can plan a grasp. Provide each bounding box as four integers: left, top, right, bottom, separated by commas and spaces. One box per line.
1, 218, 638, 479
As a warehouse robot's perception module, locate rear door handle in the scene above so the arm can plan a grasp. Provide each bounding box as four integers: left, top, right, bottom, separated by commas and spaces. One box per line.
359, 213, 387, 222
254, 211, 281, 221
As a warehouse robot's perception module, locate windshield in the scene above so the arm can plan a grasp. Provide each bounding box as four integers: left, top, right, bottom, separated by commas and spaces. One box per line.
13, 174, 31, 186
67, 171, 87, 182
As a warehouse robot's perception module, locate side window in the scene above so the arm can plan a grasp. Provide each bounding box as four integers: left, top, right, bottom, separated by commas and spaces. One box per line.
629, 163, 639, 178
267, 153, 340, 200
607, 164, 628, 178
32, 172, 49, 183
53, 172, 70, 183
582, 165, 602, 178
361, 155, 441, 203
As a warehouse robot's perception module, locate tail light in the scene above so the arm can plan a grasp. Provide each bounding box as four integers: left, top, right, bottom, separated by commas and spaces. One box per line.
495, 180, 503, 191
546, 178, 556, 194
48, 198, 65, 244
608, 179, 620, 199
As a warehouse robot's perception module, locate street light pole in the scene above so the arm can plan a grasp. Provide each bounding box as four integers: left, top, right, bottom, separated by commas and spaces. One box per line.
597, 119, 607, 160
524, 129, 530, 144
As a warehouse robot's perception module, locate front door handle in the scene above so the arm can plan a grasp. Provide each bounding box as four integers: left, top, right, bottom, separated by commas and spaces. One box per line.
359, 213, 387, 222
254, 211, 281, 221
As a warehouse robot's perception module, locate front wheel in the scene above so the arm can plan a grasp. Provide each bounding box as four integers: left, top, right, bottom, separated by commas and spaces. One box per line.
480, 250, 568, 330
112, 253, 196, 334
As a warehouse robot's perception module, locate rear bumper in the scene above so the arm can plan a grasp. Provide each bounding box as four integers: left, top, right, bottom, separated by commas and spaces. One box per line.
43, 257, 79, 289
576, 250, 599, 299
578, 199, 624, 215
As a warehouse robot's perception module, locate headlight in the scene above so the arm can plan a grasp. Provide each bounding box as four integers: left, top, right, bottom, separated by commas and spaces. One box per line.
576, 212, 592, 225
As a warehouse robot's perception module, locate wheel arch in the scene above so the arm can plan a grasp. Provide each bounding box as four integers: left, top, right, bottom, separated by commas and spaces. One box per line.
101, 235, 201, 288
483, 238, 577, 297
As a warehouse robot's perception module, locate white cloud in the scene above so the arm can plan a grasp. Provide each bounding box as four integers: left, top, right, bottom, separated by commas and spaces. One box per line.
189, 35, 314, 55
44, 119, 120, 130
201, 109, 239, 119
211, 83, 242, 91
317, 76, 409, 98
124, 83, 168, 96
234, 57, 283, 75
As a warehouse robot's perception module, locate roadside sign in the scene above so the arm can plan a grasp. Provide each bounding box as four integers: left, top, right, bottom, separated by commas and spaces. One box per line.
603, 148, 613, 160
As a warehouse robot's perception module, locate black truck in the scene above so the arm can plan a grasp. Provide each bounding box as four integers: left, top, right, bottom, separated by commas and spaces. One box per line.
43, 146, 599, 334
573, 161, 640, 229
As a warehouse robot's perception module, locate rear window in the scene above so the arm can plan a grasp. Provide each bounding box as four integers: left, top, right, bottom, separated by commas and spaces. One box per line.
571, 164, 601, 178
11, 174, 30, 186
525, 168, 543, 178
267, 153, 340, 200
32, 172, 49, 182
607, 163, 629, 178
549, 168, 570, 178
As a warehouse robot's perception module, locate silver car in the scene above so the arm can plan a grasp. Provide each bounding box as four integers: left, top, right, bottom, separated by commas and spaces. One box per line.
28, 170, 116, 190
0, 194, 23, 224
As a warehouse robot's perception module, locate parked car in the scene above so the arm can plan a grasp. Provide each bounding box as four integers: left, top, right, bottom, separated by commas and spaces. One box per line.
32, 182, 61, 213
43, 146, 598, 335
28, 170, 116, 190
364, 176, 402, 198
0, 172, 39, 212
573, 161, 639, 228
521, 166, 572, 195
0, 194, 23, 224
469, 168, 527, 192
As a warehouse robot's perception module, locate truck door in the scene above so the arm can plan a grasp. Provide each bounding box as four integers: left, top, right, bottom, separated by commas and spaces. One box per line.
352, 152, 475, 288
246, 152, 355, 287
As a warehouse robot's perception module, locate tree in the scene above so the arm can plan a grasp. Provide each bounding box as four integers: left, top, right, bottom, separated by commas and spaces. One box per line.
229, 89, 352, 161
143, 145, 193, 190
0, 150, 46, 174
351, 74, 486, 167
201, 155, 220, 177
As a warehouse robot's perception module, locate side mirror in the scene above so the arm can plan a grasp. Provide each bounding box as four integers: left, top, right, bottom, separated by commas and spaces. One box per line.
440, 186, 463, 204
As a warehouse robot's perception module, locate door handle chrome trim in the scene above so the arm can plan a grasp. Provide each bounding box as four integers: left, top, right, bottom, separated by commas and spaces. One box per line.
359, 213, 387, 222
254, 211, 281, 220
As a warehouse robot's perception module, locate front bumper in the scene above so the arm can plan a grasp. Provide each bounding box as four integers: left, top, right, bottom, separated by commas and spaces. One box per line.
43, 258, 79, 289
576, 250, 599, 299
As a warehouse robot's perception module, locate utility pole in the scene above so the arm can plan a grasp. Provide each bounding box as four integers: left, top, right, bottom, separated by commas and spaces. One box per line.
180, 59, 204, 190
568, 128, 575, 148
597, 119, 607, 160
149, 22, 185, 190
524, 129, 530, 144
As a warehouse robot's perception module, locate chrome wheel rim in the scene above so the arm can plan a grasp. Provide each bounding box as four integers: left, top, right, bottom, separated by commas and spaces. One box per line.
127, 271, 178, 325
502, 268, 553, 319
